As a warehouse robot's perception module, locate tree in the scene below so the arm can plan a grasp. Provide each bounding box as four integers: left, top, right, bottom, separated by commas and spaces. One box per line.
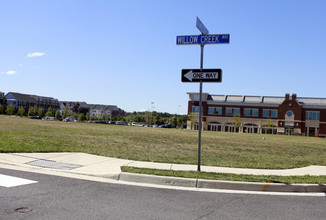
71, 112, 78, 120
0, 104, 2, 114
78, 113, 85, 121
86, 112, 90, 121
5, 104, 16, 115
171, 116, 178, 126
189, 112, 198, 129
55, 109, 61, 119
145, 111, 152, 125
153, 114, 160, 125
62, 106, 70, 119
232, 114, 242, 132
134, 113, 143, 123
38, 107, 44, 117
125, 115, 134, 123
17, 106, 26, 117
28, 105, 38, 116
91, 115, 98, 121
45, 107, 53, 117
99, 109, 105, 121
177, 115, 187, 127
111, 116, 118, 122
264, 119, 273, 134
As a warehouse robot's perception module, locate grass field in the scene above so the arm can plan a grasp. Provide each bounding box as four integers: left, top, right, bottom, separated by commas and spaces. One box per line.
0, 115, 326, 169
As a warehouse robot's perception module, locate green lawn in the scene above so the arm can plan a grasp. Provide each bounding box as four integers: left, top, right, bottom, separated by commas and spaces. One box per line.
1, 115, 326, 169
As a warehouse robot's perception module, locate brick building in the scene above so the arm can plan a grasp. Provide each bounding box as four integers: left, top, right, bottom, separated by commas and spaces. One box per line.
187, 93, 326, 137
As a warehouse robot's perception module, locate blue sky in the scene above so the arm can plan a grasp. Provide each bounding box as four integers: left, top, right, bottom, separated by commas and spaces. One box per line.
1, 0, 325, 114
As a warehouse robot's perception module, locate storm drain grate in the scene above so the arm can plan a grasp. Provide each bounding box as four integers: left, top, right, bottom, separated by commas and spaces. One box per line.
26, 159, 82, 170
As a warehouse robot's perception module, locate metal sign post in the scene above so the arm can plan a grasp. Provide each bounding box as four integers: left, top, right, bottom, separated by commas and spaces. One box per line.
177, 17, 229, 172
197, 43, 204, 171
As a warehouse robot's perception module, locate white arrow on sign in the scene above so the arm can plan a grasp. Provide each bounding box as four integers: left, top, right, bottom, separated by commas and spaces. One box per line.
184, 70, 219, 81
185, 70, 194, 81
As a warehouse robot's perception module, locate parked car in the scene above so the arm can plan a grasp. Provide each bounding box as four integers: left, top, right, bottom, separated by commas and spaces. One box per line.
131, 122, 143, 127
116, 121, 128, 125
63, 117, 76, 122
29, 116, 42, 120
159, 124, 175, 128
43, 117, 58, 121
165, 124, 176, 128
95, 121, 109, 124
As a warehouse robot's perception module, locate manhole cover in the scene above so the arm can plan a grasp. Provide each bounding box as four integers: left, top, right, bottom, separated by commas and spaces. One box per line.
15, 207, 32, 213
26, 159, 82, 170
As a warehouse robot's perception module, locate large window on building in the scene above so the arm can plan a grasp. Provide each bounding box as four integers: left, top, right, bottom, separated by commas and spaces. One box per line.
306, 111, 320, 120
208, 107, 222, 115
192, 106, 203, 113
244, 109, 250, 116
244, 108, 259, 117
271, 110, 278, 118
263, 109, 278, 118
226, 108, 240, 116
216, 107, 222, 115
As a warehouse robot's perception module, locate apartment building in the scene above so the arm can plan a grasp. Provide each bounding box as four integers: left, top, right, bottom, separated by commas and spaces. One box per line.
5, 92, 60, 114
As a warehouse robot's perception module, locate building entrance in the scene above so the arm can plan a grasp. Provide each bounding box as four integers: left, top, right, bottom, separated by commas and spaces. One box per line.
285, 128, 293, 135
208, 122, 221, 131
243, 124, 258, 133
225, 124, 239, 133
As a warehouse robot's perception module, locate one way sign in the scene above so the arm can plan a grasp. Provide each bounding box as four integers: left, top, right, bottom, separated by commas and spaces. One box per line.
181, 69, 222, 83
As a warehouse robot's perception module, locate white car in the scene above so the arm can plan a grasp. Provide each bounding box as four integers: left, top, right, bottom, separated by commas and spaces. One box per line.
63, 117, 75, 122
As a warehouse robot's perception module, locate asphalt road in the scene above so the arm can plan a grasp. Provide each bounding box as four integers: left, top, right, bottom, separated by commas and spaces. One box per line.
0, 168, 325, 220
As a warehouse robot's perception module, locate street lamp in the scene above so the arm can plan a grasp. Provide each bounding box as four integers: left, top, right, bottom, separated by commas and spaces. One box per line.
151, 102, 154, 126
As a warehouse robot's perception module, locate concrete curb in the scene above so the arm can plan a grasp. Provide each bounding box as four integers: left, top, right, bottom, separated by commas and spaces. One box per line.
119, 172, 197, 187
119, 172, 326, 193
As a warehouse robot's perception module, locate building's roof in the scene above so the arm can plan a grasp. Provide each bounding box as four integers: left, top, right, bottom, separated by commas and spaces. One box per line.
6, 92, 38, 103
207, 94, 285, 106
6, 92, 58, 103
192, 93, 326, 108
297, 97, 326, 107
89, 104, 118, 111
60, 101, 88, 108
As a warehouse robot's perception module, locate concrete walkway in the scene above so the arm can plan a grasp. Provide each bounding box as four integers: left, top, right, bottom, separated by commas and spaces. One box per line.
0, 152, 325, 193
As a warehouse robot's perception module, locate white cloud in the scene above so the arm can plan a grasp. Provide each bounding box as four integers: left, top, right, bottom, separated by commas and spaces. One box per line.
5, 70, 16, 75
27, 52, 45, 58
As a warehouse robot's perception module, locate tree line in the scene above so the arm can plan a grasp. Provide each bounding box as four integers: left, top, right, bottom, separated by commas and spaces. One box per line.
0, 104, 188, 127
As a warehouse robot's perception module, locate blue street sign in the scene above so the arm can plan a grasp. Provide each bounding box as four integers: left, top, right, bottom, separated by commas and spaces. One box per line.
196, 17, 209, 35
176, 34, 230, 45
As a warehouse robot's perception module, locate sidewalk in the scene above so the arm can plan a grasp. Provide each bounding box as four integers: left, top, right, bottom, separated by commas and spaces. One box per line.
0, 152, 325, 193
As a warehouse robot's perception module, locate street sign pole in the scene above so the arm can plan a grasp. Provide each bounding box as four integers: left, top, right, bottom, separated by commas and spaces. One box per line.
177, 17, 229, 172
198, 43, 204, 172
